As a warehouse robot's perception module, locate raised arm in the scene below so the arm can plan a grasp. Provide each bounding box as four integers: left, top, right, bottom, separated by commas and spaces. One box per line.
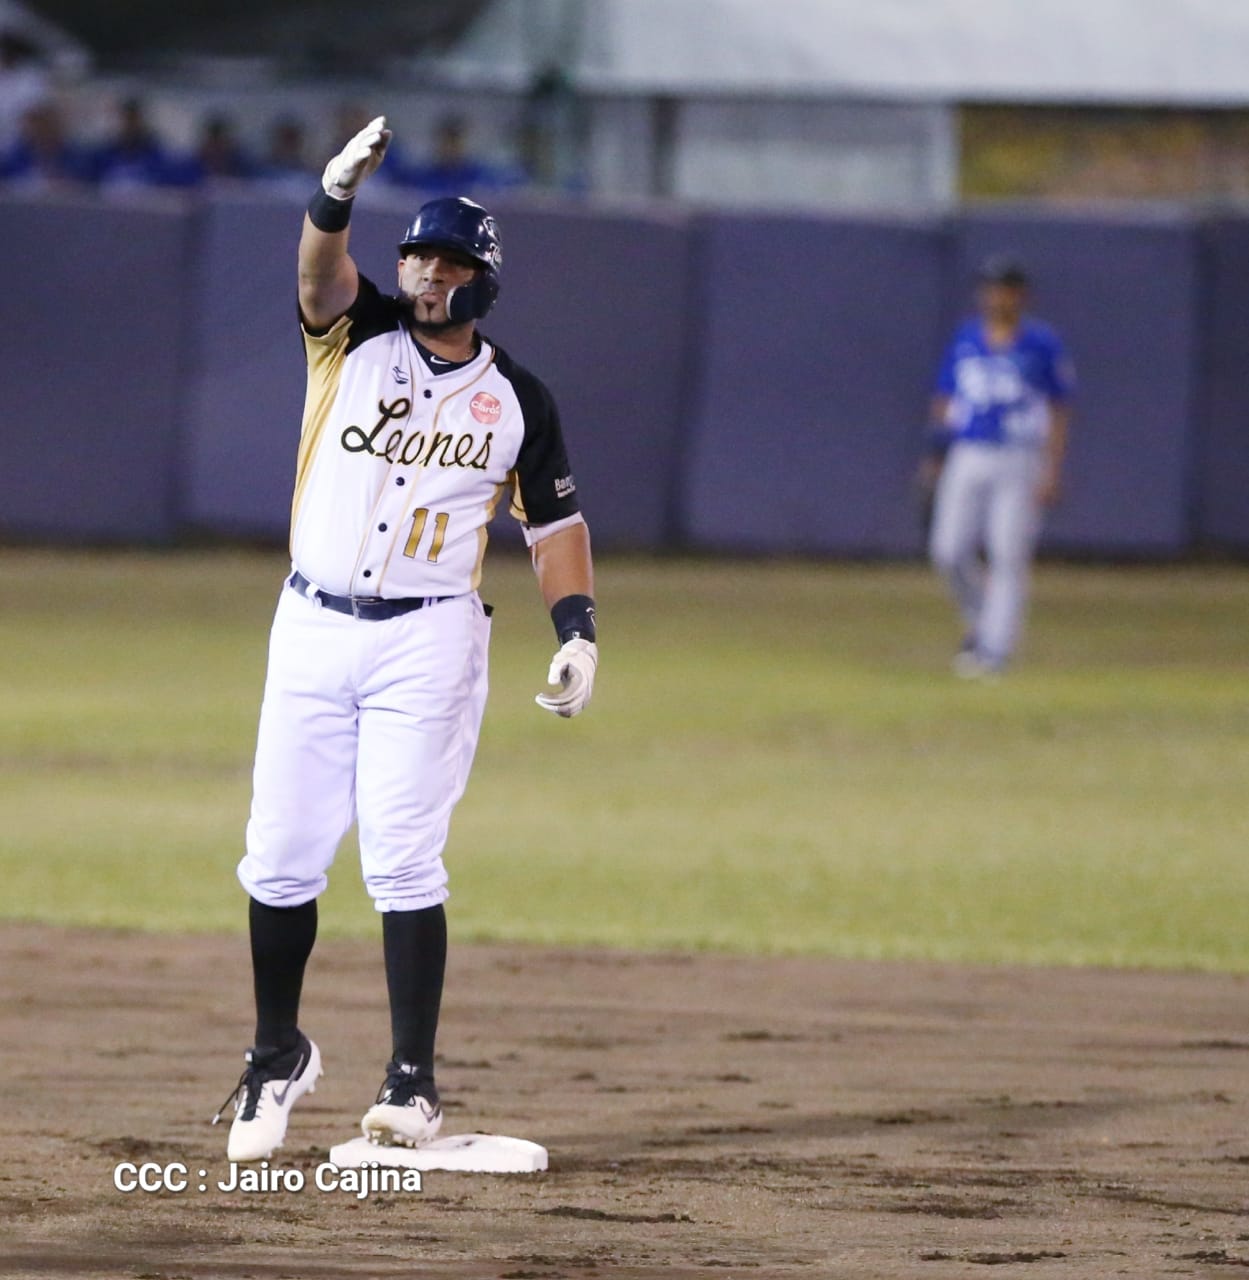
298, 216, 358, 330
299, 116, 392, 331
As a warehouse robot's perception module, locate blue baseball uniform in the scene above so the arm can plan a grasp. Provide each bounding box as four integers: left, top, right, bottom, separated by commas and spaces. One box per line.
928, 315, 1074, 672
936, 319, 1074, 449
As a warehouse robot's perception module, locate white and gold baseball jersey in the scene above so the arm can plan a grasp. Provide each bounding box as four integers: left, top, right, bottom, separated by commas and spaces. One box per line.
291, 274, 580, 599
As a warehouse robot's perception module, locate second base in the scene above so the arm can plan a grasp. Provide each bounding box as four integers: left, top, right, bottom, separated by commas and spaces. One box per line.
328, 1133, 548, 1174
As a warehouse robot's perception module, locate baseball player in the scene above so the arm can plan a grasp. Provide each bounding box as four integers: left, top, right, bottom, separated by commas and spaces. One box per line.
921, 256, 1074, 676
212, 116, 598, 1162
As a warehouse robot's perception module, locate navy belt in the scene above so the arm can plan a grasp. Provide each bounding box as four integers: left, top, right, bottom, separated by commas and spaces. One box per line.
288, 570, 452, 621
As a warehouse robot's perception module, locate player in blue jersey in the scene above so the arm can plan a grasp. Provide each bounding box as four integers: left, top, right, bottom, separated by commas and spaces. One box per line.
922, 257, 1074, 676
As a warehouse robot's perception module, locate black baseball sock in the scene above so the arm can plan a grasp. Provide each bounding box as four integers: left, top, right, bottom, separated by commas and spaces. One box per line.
382, 904, 447, 1078
249, 896, 318, 1055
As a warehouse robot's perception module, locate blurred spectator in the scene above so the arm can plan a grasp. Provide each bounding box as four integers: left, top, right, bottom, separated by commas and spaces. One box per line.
0, 99, 91, 189
401, 114, 525, 195
519, 66, 582, 193
88, 96, 198, 189
0, 30, 51, 151
256, 115, 316, 196
263, 116, 312, 178
194, 112, 257, 181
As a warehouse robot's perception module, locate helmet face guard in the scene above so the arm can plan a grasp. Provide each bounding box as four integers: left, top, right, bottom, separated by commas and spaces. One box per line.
398, 196, 501, 321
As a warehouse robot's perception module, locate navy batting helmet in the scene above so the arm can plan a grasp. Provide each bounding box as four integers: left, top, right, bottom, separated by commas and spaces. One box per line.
398, 196, 501, 322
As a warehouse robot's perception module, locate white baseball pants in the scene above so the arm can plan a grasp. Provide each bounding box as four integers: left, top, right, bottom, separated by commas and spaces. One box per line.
237, 585, 491, 912
928, 442, 1044, 666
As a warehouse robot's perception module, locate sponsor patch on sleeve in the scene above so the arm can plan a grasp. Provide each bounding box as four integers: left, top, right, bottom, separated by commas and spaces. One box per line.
555, 474, 576, 498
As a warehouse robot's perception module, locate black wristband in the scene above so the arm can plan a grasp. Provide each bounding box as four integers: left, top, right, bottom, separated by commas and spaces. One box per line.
307, 188, 353, 233
551, 594, 596, 644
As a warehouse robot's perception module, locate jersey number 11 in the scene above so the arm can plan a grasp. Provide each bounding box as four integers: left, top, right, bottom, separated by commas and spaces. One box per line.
403, 508, 449, 563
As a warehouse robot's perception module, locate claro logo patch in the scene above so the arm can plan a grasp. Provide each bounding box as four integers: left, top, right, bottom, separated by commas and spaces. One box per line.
470, 392, 502, 424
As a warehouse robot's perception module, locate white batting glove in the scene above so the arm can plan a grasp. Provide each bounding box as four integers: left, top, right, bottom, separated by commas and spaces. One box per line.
535, 638, 598, 718
321, 115, 392, 200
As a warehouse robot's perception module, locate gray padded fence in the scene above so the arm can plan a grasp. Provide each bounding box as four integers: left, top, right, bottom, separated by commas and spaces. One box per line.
0, 191, 1243, 556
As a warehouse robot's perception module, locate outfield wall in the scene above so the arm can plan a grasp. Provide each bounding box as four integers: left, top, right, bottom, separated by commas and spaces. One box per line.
0, 194, 191, 543
0, 189, 1240, 555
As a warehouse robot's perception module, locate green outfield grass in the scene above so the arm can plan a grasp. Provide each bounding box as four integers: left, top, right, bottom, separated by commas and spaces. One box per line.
1, 547, 1246, 969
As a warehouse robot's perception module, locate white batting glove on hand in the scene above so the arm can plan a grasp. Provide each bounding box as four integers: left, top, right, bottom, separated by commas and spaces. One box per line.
535, 638, 598, 718
322, 115, 392, 200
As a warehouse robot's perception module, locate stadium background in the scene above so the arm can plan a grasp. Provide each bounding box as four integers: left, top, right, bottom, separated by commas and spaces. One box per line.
3, 0, 1249, 555
3, 5, 1249, 1276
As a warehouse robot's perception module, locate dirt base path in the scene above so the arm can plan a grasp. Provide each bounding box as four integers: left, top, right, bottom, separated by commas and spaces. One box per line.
2, 924, 1248, 1278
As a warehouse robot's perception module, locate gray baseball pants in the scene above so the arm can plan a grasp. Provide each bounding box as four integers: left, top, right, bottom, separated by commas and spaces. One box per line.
928, 441, 1044, 666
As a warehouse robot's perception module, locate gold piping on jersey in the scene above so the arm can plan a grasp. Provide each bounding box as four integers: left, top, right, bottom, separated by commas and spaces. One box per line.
373, 350, 498, 595
506, 468, 528, 524
290, 278, 577, 598
364, 327, 422, 592
290, 316, 353, 542
428, 350, 496, 433
472, 480, 509, 591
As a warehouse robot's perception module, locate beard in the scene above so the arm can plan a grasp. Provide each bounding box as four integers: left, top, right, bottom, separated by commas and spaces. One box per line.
410, 314, 461, 337
400, 289, 467, 338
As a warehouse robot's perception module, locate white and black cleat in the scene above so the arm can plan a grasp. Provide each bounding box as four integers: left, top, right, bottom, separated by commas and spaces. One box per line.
361, 1061, 443, 1147
212, 1032, 323, 1163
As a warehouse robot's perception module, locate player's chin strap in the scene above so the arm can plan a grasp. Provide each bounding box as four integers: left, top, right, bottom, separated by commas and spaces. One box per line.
445, 273, 499, 324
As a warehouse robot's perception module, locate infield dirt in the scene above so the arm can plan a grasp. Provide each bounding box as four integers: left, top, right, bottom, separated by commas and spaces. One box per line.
2, 924, 1248, 1278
